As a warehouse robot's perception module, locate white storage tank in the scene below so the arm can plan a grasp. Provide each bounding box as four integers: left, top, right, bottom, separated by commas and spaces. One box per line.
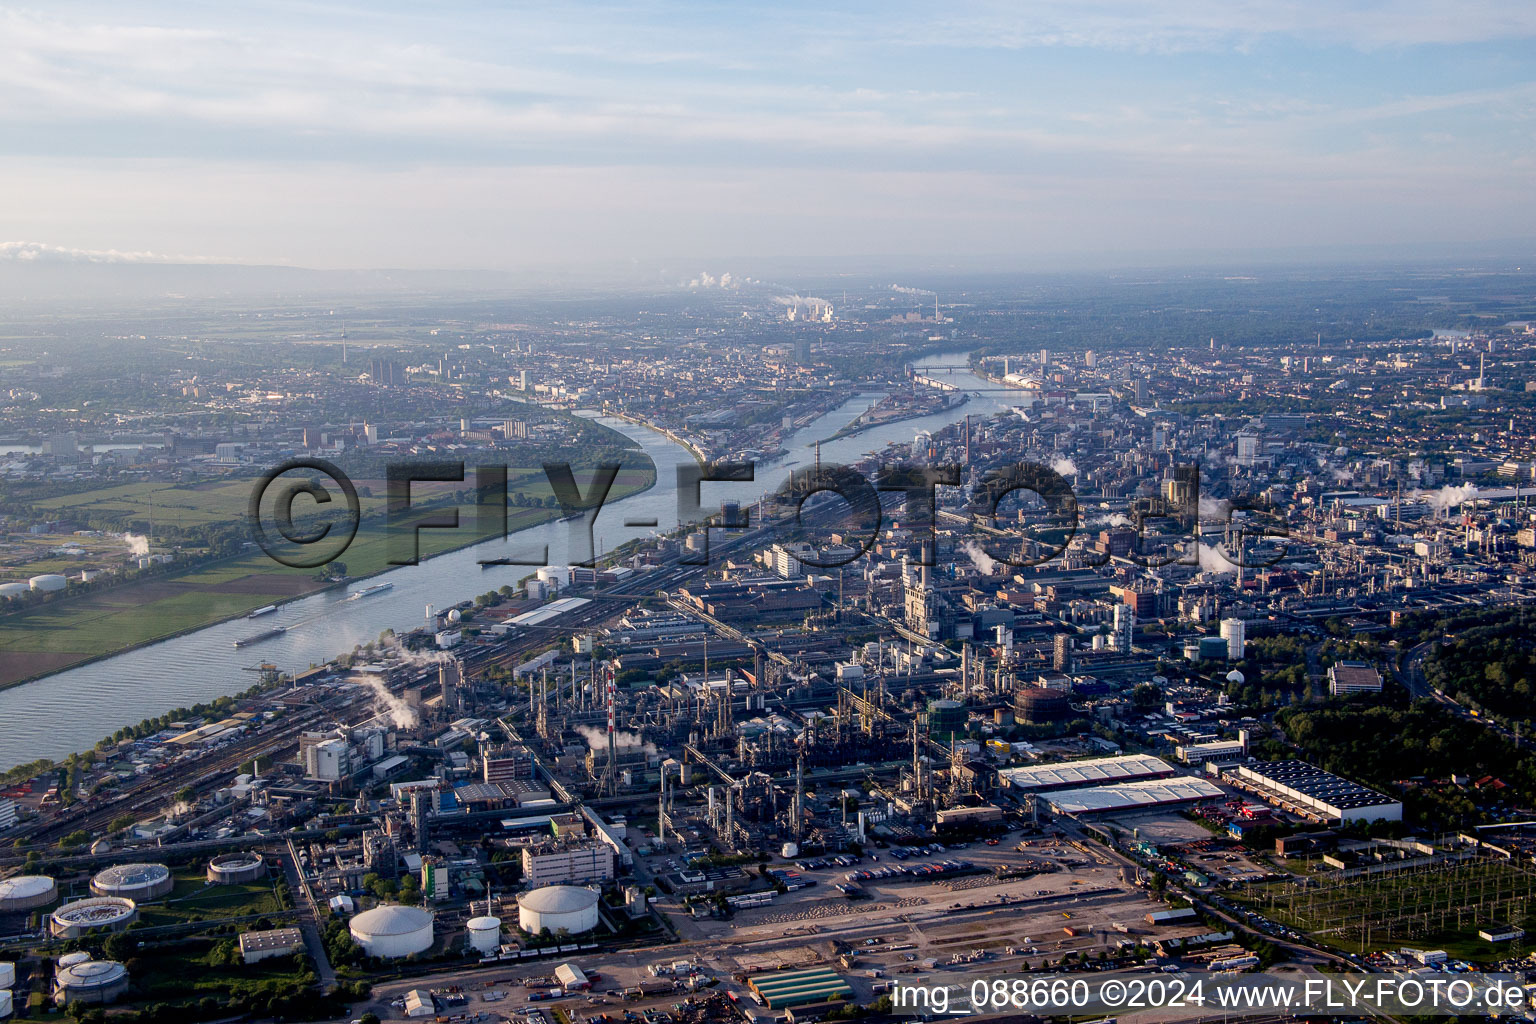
466, 915, 501, 956
91, 862, 173, 901
207, 852, 266, 884
28, 574, 67, 593
0, 988, 11, 1019
781, 842, 799, 859
53, 959, 128, 1006
0, 874, 57, 912
56, 952, 92, 975
348, 904, 434, 958
517, 885, 600, 936
0, 581, 30, 600
0, 958, 13, 987
49, 897, 138, 939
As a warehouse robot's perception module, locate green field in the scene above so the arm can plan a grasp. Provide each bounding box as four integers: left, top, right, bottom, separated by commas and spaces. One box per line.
135, 870, 290, 928
0, 464, 654, 688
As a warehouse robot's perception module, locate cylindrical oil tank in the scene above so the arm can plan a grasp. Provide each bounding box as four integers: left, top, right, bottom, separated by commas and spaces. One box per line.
466, 916, 501, 956
0, 581, 30, 600
1014, 685, 1071, 725
517, 885, 600, 936
53, 960, 128, 1006
49, 897, 138, 939
28, 574, 67, 592
927, 699, 967, 740
0, 875, 57, 912
90, 863, 172, 901
348, 904, 434, 958
207, 852, 266, 884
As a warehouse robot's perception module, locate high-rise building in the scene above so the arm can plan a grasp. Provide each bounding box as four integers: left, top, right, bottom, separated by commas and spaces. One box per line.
1113, 604, 1135, 652
1052, 633, 1073, 673
1084, 350, 1097, 368
1134, 379, 1148, 405
45, 432, 78, 460
1235, 432, 1260, 467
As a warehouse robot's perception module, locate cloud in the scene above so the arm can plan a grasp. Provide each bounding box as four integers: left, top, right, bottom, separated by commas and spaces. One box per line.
0, 240, 224, 263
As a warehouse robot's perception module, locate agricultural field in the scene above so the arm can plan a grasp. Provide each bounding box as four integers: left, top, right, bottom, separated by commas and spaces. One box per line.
0, 463, 653, 688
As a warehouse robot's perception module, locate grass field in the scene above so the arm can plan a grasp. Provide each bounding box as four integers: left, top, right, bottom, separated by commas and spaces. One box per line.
133, 870, 289, 928
0, 464, 654, 688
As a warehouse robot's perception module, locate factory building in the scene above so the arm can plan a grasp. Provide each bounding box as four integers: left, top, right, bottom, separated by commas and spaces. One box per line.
997, 754, 1175, 793
1328, 661, 1383, 696
1233, 760, 1402, 824
238, 928, 305, 964
521, 841, 615, 887
747, 967, 853, 1009
1044, 776, 1226, 816
1176, 732, 1250, 766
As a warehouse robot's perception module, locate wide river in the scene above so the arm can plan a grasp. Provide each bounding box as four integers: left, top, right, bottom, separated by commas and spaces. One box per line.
0, 354, 1005, 768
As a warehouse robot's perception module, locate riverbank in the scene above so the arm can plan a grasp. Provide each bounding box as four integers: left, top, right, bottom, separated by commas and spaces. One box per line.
0, 465, 656, 693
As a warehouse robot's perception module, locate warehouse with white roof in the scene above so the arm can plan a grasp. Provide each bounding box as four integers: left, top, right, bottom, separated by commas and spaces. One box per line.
997, 753, 1175, 792
1045, 776, 1226, 816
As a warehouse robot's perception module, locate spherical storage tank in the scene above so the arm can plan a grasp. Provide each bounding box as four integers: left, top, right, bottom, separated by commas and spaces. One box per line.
49, 897, 137, 939
91, 862, 172, 901
28, 574, 67, 593
207, 852, 266, 884
466, 915, 501, 956
517, 885, 600, 936
0, 581, 30, 601
349, 904, 434, 958
0, 874, 57, 912
53, 959, 129, 1006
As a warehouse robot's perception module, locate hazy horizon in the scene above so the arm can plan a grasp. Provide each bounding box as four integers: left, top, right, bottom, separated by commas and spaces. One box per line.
4, 2, 1535, 274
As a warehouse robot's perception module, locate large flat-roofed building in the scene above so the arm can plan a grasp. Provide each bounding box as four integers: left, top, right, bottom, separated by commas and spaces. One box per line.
238, 927, 305, 964
1234, 760, 1401, 824
521, 841, 615, 887
1176, 734, 1249, 766
1045, 776, 1226, 816
997, 753, 1174, 792
748, 967, 853, 1009
1328, 661, 1384, 696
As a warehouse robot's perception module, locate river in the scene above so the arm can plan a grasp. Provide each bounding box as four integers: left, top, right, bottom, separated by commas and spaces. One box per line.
0, 353, 1004, 768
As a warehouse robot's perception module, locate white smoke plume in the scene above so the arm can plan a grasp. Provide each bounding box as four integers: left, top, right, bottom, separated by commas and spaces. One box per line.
1197, 496, 1230, 520
891, 284, 936, 297
356, 672, 419, 730
122, 533, 150, 557
1051, 457, 1079, 478
1196, 544, 1239, 574
575, 723, 656, 756
1415, 483, 1478, 516
961, 539, 999, 574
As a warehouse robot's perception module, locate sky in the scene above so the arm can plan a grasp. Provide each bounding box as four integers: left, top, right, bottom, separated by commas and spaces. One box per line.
1, 1, 1534, 274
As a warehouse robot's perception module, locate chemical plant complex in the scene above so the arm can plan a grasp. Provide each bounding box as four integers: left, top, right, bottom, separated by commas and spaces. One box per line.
5, 273, 1536, 1023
